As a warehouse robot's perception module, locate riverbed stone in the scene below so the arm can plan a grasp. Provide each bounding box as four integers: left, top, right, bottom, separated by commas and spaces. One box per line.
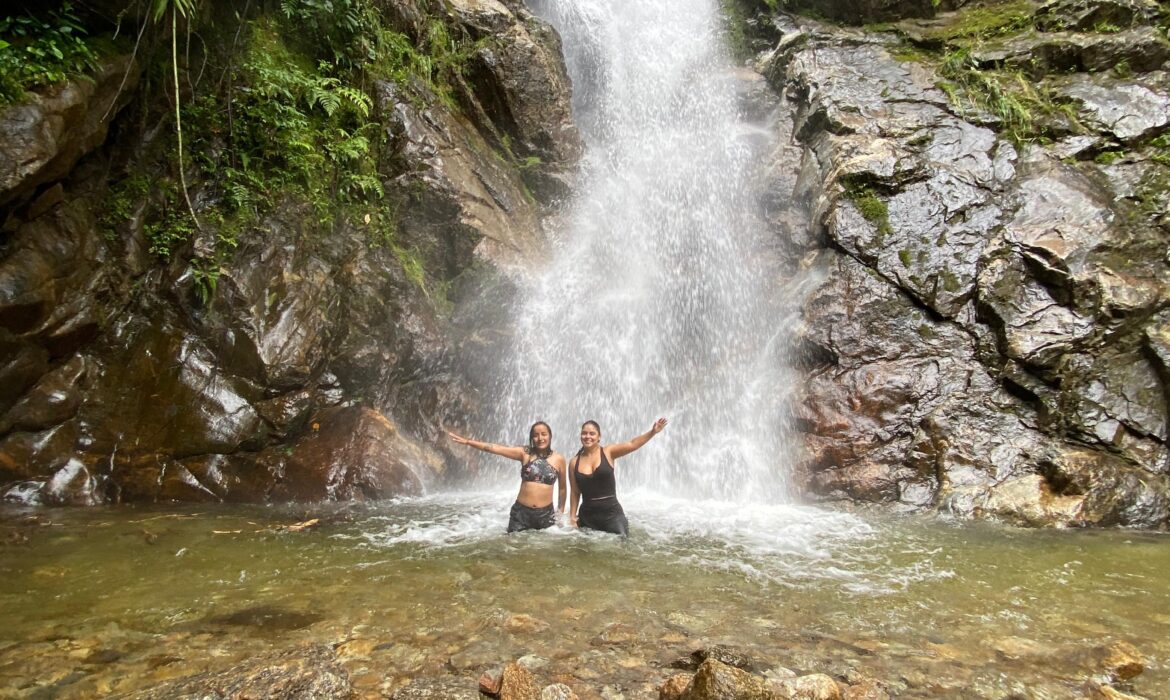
661, 674, 693, 700
680, 658, 778, 700
118, 644, 351, 699
499, 661, 542, 700
774, 674, 842, 700
541, 683, 579, 700
395, 675, 482, 699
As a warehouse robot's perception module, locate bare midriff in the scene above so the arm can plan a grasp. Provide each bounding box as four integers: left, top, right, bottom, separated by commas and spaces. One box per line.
517, 481, 555, 508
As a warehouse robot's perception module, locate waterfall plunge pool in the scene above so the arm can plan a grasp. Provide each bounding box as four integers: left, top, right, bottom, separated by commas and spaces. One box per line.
1, 493, 1166, 698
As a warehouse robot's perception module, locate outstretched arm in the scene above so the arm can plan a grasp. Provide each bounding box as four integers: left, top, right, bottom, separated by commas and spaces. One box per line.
445, 430, 527, 461
608, 417, 668, 460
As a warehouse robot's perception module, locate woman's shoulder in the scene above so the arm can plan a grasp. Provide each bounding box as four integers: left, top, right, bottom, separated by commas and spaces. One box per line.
548, 451, 567, 466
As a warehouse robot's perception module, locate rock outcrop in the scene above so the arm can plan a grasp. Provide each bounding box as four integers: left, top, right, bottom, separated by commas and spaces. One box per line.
0, 0, 579, 505
752, 0, 1170, 527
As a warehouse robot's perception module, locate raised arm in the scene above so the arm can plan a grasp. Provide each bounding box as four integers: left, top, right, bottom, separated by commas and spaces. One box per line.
608, 417, 668, 460
445, 430, 527, 461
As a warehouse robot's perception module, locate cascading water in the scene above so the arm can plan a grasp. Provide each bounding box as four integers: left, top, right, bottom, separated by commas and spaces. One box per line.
493, 0, 797, 501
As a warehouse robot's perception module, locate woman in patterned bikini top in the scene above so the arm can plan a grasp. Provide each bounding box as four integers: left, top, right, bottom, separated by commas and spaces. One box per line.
446, 421, 567, 533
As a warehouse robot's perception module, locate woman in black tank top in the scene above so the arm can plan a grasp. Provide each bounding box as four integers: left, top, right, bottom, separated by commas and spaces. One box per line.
569, 417, 668, 537
447, 421, 567, 532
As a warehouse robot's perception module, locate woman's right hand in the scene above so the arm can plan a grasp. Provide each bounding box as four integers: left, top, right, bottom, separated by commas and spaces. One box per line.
445, 430, 472, 446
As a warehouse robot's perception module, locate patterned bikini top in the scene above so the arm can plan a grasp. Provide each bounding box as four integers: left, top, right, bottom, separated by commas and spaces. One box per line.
520, 456, 558, 485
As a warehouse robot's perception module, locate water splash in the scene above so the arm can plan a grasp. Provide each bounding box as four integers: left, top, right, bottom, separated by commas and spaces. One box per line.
488, 0, 796, 501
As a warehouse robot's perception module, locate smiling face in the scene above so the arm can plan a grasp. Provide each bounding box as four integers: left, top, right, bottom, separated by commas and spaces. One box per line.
579, 421, 601, 449
529, 422, 552, 453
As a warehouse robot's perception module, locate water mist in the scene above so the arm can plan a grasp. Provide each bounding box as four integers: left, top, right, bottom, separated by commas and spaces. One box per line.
490, 0, 798, 502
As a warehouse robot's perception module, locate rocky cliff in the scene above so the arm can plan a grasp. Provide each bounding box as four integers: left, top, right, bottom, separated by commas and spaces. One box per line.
740, 0, 1170, 527
0, 0, 579, 504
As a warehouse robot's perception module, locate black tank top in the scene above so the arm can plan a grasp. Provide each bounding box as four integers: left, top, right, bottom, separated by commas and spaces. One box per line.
574, 448, 617, 501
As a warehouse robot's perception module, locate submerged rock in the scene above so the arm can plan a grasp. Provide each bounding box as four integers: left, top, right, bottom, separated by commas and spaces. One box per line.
116, 645, 351, 699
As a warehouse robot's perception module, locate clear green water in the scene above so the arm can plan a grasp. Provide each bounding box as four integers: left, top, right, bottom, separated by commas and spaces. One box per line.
1, 491, 1167, 699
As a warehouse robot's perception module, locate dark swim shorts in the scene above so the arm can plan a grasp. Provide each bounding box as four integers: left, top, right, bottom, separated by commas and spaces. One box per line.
578, 497, 628, 537
507, 501, 556, 533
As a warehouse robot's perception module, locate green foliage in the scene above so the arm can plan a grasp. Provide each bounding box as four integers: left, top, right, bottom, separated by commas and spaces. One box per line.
844, 182, 892, 242
190, 258, 221, 305
100, 175, 151, 239
914, 0, 1034, 42
1150, 134, 1170, 167
0, 3, 99, 105
182, 18, 384, 245
1094, 150, 1125, 165
938, 48, 1043, 143
143, 180, 197, 258
1092, 21, 1122, 33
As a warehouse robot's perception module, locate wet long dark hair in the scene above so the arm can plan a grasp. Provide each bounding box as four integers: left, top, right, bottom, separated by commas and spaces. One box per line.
576, 420, 601, 457
526, 421, 553, 459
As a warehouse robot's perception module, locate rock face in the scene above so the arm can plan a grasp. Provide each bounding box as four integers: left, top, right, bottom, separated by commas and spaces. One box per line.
754, 1, 1170, 527
0, 1, 579, 505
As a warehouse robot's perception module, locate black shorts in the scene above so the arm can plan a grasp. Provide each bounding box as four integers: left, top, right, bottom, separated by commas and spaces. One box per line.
507, 502, 555, 533
578, 498, 628, 537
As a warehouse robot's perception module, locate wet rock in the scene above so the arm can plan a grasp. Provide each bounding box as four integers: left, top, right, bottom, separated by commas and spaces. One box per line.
0, 199, 108, 357
784, 0, 938, 24
1083, 681, 1148, 699
199, 226, 336, 391
204, 604, 324, 633
449, 0, 582, 201
499, 661, 542, 700
592, 623, 638, 646
1056, 74, 1170, 142
82, 319, 267, 460
505, 613, 551, 634
842, 677, 892, 699
774, 674, 842, 700
266, 406, 443, 501
1078, 640, 1146, 682
977, 474, 1086, 527
396, 675, 482, 699
979, 28, 1170, 77
541, 683, 579, 700
0, 354, 85, 434
679, 658, 777, 700
480, 667, 503, 696
1034, 0, 1165, 32
375, 77, 541, 272
0, 331, 50, 416
692, 645, 764, 672
977, 254, 1096, 369
660, 674, 692, 700
118, 644, 350, 699
0, 55, 137, 207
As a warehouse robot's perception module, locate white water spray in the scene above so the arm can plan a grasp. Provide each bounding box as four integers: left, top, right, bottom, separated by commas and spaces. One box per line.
492, 0, 798, 501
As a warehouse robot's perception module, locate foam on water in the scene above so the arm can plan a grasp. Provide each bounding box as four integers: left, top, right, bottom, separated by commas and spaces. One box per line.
354, 492, 950, 594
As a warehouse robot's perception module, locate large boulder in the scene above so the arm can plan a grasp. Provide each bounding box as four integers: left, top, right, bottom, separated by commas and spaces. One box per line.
0, 54, 137, 208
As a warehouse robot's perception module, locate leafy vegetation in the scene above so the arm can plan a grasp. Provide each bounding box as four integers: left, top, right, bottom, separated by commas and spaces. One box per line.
107, 0, 479, 304
912, 0, 1034, 43
0, 3, 99, 105
843, 181, 892, 242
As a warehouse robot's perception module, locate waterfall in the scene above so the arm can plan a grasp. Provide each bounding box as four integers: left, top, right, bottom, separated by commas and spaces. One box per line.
494, 0, 796, 502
